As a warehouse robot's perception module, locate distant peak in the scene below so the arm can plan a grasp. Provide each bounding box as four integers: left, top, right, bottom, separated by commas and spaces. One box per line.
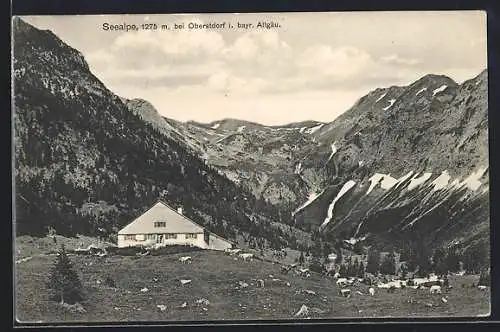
412, 73, 457, 87
13, 16, 90, 71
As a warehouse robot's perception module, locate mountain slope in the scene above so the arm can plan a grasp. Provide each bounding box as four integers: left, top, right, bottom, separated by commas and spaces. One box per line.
293, 70, 489, 253
121, 104, 326, 210
122, 67, 489, 256
12, 18, 305, 250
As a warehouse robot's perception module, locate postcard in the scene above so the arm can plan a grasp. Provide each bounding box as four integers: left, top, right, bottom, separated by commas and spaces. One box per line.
12, 11, 489, 323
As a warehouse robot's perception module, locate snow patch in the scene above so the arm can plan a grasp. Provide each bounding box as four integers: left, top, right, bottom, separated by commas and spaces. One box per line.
211, 123, 220, 129
375, 92, 387, 103
407, 172, 433, 191
305, 124, 324, 134
299, 127, 307, 133
326, 142, 338, 164
383, 99, 396, 111
432, 85, 447, 96
292, 189, 326, 216
237, 125, 246, 133
366, 174, 385, 195
381, 175, 399, 189
294, 162, 303, 175
416, 87, 427, 96
461, 167, 488, 191
366, 173, 398, 195
320, 180, 356, 230
431, 170, 451, 191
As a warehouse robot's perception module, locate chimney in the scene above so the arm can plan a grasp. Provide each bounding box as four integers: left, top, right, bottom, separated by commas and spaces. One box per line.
177, 206, 183, 215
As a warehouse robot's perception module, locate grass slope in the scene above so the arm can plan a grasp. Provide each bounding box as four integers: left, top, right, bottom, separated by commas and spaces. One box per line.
16, 242, 490, 323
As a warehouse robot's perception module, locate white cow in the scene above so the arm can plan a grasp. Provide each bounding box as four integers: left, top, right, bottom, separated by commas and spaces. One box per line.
430, 285, 442, 294
179, 256, 192, 264
369, 287, 375, 296
336, 278, 348, 286
180, 279, 192, 286
239, 253, 254, 261
225, 248, 242, 256
339, 289, 351, 297
299, 268, 311, 278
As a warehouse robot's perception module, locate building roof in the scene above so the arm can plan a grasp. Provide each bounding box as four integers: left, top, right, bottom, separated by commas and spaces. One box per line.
118, 200, 205, 235
209, 230, 238, 246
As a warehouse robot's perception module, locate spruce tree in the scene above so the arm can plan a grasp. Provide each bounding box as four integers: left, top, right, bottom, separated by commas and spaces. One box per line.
47, 244, 83, 304
380, 251, 396, 275
366, 249, 380, 274
298, 251, 305, 265
432, 247, 447, 275
335, 248, 343, 265
357, 262, 366, 278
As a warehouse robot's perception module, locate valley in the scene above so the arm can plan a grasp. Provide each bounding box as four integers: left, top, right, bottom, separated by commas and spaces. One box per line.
12, 16, 490, 322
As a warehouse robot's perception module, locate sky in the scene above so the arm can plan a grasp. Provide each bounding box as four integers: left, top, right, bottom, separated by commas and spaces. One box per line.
21, 12, 487, 125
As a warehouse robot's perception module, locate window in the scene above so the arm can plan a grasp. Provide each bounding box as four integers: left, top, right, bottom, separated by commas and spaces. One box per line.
165, 233, 177, 239
147, 234, 156, 240
154, 221, 166, 228
185, 233, 198, 239
124, 235, 135, 241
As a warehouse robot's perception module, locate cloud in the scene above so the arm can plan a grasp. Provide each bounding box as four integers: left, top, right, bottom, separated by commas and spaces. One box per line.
78, 13, 487, 110
379, 54, 421, 66
297, 45, 373, 79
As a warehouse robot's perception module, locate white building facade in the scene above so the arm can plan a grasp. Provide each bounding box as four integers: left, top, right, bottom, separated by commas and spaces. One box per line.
117, 201, 235, 251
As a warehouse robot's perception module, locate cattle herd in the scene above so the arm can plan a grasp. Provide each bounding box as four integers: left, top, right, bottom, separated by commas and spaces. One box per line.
275, 258, 460, 300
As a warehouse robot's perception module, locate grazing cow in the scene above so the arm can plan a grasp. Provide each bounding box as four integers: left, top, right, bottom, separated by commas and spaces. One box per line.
369, 287, 375, 296
339, 289, 351, 297
239, 253, 254, 261
299, 268, 311, 278
225, 248, 242, 256
430, 285, 442, 294
180, 279, 192, 286
179, 256, 192, 264
281, 265, 291, 274
336, 278, 348, 287
257, 279, 265, 288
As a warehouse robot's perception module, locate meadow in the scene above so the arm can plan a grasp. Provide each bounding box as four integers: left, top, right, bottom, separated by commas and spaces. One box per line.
15, 236, 490, 323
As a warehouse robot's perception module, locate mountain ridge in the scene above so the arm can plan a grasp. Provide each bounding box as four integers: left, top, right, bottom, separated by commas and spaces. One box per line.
13, 17, 489, 260
13, 18, 311, 252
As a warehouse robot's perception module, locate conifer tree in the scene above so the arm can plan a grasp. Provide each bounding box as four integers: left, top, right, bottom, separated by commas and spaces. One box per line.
366, 248, 380, 274
298, 251, 305, 265
380, 251, 396, 275
47, 244, 83, 304
357, 262, 366, 278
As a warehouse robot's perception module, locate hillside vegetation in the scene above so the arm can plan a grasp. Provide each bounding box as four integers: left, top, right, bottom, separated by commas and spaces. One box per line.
12, 17, 300, 250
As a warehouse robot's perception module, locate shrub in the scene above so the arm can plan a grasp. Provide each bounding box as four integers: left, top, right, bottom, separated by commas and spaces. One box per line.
309, 257, 326, 274
46, 244, 83, 304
